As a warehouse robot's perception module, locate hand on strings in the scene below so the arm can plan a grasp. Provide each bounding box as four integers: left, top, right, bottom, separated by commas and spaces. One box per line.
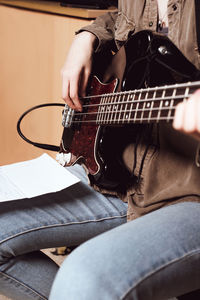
61, 31, 97, 111
173, 89, 200, 141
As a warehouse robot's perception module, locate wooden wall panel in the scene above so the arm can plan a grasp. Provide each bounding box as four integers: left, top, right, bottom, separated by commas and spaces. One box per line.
0, 5, 91, 165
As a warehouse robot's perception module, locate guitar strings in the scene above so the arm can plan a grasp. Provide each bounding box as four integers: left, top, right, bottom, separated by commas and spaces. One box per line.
63, 80, 200, 125
78, 80, 200, 102
70, 106, 177, 125
71, 115, 175, 124
66, 96, 189, 125
72, 117, 175, 123
68, 93, 191, 122
79, 93, 191, 109
74, 105, 177, 117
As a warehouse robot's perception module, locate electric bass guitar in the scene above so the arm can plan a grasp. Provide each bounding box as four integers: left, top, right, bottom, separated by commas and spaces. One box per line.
58, 30, 200, 191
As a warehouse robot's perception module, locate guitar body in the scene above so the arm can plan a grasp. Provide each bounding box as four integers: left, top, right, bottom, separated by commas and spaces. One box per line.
60, 30, 200, 191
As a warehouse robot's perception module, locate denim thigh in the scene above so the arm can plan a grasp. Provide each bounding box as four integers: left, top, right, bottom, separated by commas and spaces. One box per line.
50, 201, 200, 300
0, 164, 127, 300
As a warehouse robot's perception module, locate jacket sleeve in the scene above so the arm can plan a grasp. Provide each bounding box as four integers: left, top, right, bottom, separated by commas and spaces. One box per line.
76, 10, 118, 52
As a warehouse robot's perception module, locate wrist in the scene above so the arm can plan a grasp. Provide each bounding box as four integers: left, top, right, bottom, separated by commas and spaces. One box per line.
76, 31, 98, 50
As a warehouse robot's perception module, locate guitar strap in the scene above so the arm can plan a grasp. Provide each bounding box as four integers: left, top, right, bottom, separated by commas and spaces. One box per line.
195, 0, 200, 52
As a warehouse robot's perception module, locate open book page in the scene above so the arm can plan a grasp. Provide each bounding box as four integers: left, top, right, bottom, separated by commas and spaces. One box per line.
0, 153, 80, 202
0, 170, 26, 201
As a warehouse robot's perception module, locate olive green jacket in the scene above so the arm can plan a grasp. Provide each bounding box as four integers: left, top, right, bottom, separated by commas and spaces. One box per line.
79, 0, 200, 220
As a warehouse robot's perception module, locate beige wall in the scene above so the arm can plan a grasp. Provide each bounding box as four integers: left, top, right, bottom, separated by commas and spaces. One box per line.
0, 5, 91, 165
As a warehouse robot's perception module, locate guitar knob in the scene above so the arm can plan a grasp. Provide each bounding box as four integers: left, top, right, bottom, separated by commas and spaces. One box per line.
56, 152, 72, 166
158, 46, 169, 55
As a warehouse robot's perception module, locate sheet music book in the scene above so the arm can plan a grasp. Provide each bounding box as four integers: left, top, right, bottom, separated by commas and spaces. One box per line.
0, 153, 80, 202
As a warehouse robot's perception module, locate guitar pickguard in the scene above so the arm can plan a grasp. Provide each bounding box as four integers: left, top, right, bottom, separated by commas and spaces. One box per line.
60, 76, 119, 176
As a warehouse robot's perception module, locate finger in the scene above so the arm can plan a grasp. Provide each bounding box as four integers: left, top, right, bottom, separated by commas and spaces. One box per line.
182, 96, 196, 133
61, 77, 76, 110
69, 73, 83, 111
62, 69, 82, 111
79, 68, 90, 97
62, 77, 70, 102
190, 90, 200, 140
182, 90, 200, 135
194, 89, 200, 132
173, 102, 185, 130
173, 89, 200, 141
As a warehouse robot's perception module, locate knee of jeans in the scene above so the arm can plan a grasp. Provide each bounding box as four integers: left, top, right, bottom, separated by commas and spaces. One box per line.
50, 240, 108, 299
63, 241, 104, 282
0, 241, 14, 266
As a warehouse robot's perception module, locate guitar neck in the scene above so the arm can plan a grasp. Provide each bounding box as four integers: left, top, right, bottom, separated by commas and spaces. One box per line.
96, 80, 200, 125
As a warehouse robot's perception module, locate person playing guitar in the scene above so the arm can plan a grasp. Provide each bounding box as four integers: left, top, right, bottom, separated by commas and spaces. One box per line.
0, 1, 200, 300
50, 0, 200, 299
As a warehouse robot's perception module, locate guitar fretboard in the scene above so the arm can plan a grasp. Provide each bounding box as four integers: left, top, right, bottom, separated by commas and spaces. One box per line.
86, 81, 200, 125
63, 80, 200, 128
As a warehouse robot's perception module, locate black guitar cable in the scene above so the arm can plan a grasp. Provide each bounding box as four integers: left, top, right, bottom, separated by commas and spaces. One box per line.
17, 103, 65, 152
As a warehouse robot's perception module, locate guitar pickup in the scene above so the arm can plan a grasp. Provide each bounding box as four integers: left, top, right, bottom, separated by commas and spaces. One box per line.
62, 105, 75, 128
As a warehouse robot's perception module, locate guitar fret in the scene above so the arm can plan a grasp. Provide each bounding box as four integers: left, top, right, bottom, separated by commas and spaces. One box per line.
103, 95, 107, 124
105, 95, 112, 124
122, 93, 130, 123
99, 96, 104, 124
113, 94, 119, 124
103, 95, 109, 124
104, 96, 108, 124
167, 87, 177, 121
134, 90, 142, 122
140, 89, 149, 123
117, 94, 124, 123
156, 89, 166, 122
97, 96, 103, 124
109, 95, 114, 124
148, 88, 157, 122
167, 99, 174, 122
127, 93, 133, 121
100, 95, 107, 124
108, 98, 113, 124
109, 94, 115, 124
128, 93, 135, 122
183, 86, 189, 103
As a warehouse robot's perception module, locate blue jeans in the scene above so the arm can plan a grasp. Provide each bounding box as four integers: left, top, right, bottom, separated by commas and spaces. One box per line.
0, 165, 127, 300
49, 201, 200, 298
0, 165, 200, 300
